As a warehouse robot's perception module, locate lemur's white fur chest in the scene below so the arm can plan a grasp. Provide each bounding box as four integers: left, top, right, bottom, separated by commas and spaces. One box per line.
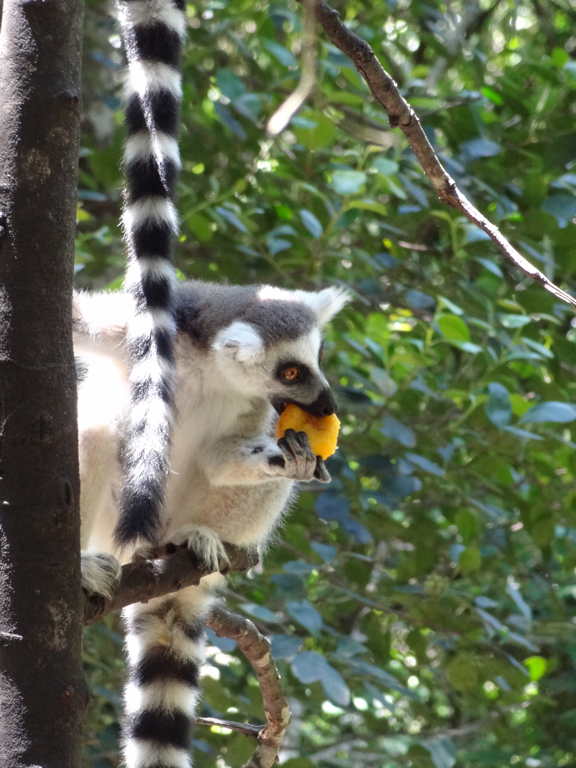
76, 330, 290, 558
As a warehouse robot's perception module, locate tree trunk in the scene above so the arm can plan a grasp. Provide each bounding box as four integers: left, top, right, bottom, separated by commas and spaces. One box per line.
0, 0, 84, 766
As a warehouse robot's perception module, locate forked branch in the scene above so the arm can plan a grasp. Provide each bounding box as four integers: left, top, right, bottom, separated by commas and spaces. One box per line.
83, 547, 290, 767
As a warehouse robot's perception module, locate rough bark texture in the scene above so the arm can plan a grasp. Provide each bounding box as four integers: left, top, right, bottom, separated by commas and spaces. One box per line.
0, 0, 83, 766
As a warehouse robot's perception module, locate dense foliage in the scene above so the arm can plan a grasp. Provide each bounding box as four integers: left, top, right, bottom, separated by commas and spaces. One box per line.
80, 1, 576, 766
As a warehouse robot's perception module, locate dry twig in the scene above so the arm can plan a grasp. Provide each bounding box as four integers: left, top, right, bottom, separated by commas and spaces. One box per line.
310, 0, 576, 309
83, 546, 290, 765
207, 606, 291, 768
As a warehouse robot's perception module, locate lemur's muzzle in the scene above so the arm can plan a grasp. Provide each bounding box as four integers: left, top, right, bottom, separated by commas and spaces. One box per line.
300, 387, 338, 417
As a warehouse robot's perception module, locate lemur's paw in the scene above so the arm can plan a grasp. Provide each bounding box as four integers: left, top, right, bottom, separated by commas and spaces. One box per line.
168, 525, 229, 572
314, 456, 332, 484
81, 552, 121, 600
265, 429, 318, 482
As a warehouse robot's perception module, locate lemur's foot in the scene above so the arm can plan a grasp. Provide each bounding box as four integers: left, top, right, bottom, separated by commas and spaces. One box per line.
81, 552, 121, 600
166, 525, 229, 573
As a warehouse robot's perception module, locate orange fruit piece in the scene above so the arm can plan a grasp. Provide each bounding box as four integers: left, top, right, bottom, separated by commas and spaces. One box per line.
275, 403, 340, 460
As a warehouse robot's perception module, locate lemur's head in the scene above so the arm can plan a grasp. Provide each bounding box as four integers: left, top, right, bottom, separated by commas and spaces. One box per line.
211, 285, 349, 414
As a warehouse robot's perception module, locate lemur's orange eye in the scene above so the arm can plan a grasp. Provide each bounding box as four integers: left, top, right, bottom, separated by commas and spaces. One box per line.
281, 366, 300, 382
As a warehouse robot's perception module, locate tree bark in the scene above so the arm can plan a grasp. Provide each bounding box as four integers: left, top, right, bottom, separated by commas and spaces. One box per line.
0, 0, 83, 766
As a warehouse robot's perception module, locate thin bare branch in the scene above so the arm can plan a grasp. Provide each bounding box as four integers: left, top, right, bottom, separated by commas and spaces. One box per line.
311, 0, 576, 309
267, 0, 317, 135
195, 716, 263, 739
207, 606, 291, 768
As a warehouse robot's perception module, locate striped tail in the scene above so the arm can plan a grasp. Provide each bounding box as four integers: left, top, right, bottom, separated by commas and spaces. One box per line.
115, 0, 186, 545
122, 593, 210, 768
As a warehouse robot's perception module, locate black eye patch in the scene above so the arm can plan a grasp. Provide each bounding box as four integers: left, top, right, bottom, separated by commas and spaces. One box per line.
276, 361, 310, 385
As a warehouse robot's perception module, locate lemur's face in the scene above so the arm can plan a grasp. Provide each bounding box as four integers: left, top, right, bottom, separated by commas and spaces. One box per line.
210, 286, 349, 415
267, 328, 337, 417
211, 323, 337, 415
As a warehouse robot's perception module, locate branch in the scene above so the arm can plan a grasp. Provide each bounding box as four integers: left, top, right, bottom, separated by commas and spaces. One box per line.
82, 548, 291, 766
267, 0, 316, 135
83, 543, 258, 624
195, 716, 263, 739
206, 606, 291, 768
311, 0, 576, 310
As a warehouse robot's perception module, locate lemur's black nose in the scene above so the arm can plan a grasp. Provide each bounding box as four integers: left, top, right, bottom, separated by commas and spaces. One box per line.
303, 388, 338, 417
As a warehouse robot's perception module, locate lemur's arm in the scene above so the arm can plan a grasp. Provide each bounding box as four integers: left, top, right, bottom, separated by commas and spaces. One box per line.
199, 430, 330, 486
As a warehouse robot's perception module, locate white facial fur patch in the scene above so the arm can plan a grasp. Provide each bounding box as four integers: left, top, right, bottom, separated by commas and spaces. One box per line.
211, 321, 265, 364
257, 285, 350, 326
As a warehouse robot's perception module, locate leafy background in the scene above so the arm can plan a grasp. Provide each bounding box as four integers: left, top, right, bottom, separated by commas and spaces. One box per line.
80, 0, 576, 766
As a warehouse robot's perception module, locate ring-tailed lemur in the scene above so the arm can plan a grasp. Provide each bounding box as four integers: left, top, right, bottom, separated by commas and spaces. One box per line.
77, 2, 349, 767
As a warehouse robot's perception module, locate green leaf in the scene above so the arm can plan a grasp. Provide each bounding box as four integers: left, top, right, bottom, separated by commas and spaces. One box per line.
481, 86, 504, 105
330, 170, 367, 196
215, 68, 245, 101
262, 39, 297, 69
214, 206, 249, 233
461, 138, 502, 158
310, 541, 337, 562
521, 401, 576, 423
286, 600, 323, 635
437, 314, 471, 343
320, 662, 350, 707
455, 510, 480, 544
485, 382, 512, 427
498, 313, 532, 328
542, 193, 576, 226
423, 738, 457, 768
405, 452, 445, 476
344, 199, 388, 216
187, 212, 213, 243
381, 415, 416, 447
299, 209, 323, 238
524, 656, 548, 681
371, 156, 399, 175
459, 546, 482, 573
293, 113, 336, 150
271, 634, 303, 660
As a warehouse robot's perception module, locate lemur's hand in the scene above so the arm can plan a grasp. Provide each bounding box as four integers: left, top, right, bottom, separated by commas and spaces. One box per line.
264, 429, 331, 483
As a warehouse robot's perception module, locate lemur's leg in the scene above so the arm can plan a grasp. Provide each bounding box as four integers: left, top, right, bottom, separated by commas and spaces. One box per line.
199, 429, 331, 486
122, 582, 219, 768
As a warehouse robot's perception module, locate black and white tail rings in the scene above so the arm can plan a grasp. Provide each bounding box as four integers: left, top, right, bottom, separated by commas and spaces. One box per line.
115, 0, 186, 545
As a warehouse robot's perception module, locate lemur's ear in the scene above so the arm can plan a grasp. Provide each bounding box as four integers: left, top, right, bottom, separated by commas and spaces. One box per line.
212, 321, 265, 364
304, 287, 351, 326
